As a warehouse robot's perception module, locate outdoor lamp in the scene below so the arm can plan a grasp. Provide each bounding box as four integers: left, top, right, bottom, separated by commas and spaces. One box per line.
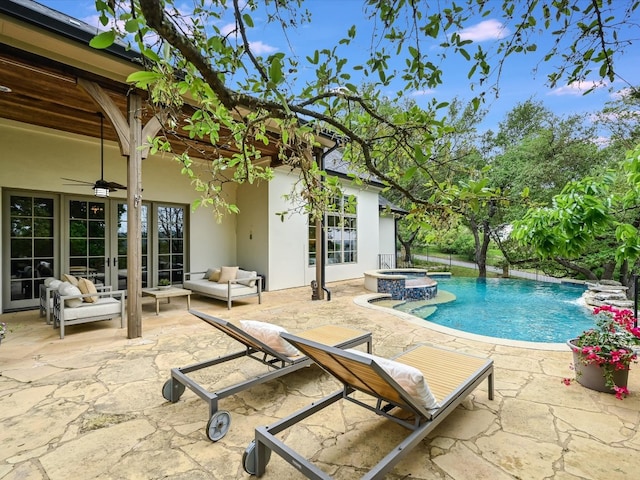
94, 186, 109, 198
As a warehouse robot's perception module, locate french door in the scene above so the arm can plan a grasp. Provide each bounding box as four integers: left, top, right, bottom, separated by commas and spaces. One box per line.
5, 193, 57, 310
66, 197, 109, 285
110, 202, 149, 291
3, 191, 185, 311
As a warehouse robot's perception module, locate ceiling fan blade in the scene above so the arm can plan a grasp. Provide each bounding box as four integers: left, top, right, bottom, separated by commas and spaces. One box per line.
62, 177, 94, 186
106, 181, 127, 191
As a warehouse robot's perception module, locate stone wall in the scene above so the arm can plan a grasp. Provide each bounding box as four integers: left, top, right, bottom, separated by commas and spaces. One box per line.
581, 280, 634, 309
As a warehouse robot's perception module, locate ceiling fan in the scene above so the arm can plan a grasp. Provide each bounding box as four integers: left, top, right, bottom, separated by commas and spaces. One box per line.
62, 112, 126, 197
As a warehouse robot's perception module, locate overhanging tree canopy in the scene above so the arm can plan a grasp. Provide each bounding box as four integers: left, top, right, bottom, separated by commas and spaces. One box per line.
94, 0, 639, 221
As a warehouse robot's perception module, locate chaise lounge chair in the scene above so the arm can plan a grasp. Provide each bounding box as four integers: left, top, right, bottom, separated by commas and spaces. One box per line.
243, 333, 494, 479
161, 310, 372, 442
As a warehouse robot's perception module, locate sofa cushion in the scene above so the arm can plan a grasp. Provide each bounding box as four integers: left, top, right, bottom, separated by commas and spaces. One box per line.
61, 297, 121, 321
236, 269, 257, 287
58, 281, 83, 308
240, 320, 299, 357
62, 273, 79, 286
208, 268, 221, 282
46, 278, 62, 290
78, 277, 99, 303
346, 349, 440, 410
218, 266, 239, 283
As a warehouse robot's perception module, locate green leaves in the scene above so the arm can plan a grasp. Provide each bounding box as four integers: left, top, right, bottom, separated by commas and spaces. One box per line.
89, 30, 116, 49
127, 71, 164, 87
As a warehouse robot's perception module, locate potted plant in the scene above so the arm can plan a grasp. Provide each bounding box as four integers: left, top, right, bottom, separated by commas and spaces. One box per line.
567, 305, 640, 399
158, 278, 172, 290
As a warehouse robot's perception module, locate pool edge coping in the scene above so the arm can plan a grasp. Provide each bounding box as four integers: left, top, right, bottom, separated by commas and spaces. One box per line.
354, 293, 570, 352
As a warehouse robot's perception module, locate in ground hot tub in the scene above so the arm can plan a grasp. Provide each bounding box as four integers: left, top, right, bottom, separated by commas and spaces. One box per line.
364, 269, 438, 300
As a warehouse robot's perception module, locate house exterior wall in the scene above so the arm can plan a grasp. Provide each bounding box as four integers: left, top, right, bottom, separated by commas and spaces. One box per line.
265, 167, 381, 291
0, 118, 389, 310
236, 181, 269, 287
266, 170, 309, 290
379, 215, 397, 261
0, 118, 238, 311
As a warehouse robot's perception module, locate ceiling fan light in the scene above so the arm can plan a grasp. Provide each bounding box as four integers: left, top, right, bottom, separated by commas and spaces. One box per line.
94, 186, 110, 198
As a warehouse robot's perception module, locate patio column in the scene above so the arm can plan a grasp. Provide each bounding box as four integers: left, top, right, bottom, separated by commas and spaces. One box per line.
78, 79, 163, 338
127, 93, 143, 338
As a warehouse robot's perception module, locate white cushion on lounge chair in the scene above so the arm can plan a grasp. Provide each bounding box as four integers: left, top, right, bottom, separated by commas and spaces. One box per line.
240, 320, 300, 357
347, 349, 440, 409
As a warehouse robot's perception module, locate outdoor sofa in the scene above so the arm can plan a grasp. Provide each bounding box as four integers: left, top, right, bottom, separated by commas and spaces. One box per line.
183, 266, 262, 309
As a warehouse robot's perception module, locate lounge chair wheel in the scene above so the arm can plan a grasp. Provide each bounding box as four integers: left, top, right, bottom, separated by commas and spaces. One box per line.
206, 410, 231, 442
162, 379, 185, 402
242, 440, 271, 475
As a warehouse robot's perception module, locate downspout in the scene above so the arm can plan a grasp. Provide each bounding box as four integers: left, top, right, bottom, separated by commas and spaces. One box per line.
314, 143, 341, 301
393, 216, 399, 269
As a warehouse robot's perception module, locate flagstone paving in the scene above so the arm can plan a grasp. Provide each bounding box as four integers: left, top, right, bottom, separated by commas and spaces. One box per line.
0, 280, 638, 479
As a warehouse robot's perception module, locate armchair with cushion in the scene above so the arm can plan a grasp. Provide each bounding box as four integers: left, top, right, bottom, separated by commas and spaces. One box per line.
40, 276, 112, 324
52, 278, 125, 339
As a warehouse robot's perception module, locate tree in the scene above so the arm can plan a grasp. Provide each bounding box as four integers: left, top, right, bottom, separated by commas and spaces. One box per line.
93, 0, 639, 223
512, 144, 640, 290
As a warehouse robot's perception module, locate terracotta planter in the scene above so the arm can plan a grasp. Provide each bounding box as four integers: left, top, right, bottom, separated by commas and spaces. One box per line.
567, 339, 630, 393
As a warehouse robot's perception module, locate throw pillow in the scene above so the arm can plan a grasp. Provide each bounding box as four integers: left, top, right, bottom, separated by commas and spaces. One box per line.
236, 269, 257, 287
58, 281, 83, 308
204, 267, 216, 280
47, 279, 62, 290
61, 273, 79, 286
44, 277, 58, 287
240, 320, 300, 357
346, 349, 440, 410
78, 277, 99, 303
218, 266, 239, 284
208, 268, 221, 282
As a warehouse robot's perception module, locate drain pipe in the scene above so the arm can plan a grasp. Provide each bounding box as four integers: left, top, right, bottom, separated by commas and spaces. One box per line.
315, 142, 341, 301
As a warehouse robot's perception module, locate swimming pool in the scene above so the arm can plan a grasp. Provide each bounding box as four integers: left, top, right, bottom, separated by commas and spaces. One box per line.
394, 277, 595, 343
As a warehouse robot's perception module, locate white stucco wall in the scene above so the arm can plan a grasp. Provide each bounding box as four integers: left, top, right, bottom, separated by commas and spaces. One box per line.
236, 181, 269, 286
379, 215, 397, 258
267, 170, 309, 290
266, 168, 382, 291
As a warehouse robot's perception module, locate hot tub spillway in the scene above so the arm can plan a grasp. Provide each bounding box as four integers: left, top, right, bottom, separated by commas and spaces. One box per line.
364, 269, 438, 301
404, 277, 438, 300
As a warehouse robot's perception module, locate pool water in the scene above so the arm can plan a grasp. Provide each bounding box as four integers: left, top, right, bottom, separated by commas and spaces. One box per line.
396, 277, 596, 343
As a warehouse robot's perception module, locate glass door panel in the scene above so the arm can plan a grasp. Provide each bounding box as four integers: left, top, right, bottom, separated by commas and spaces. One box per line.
7, 194, 56, 309
157, 206, 184, 285
68, 199, 107, 285
112, 202, 148, 290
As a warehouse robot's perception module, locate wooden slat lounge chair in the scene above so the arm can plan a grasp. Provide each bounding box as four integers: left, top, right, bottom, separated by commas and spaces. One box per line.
244, 333, 494, 479
161, 310, 372, 442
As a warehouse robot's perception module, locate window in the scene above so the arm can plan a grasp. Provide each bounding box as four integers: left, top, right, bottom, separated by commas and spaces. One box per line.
309, 195, 357, 266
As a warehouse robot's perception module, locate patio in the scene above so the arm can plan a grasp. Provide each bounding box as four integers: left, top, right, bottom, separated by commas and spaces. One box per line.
1, 279, 638, 479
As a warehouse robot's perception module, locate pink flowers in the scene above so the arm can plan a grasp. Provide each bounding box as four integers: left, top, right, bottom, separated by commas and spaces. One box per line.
569, 306, 640, 399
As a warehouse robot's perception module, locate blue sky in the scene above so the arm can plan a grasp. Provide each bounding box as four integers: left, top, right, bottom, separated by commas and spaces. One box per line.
37, 0, 638, 138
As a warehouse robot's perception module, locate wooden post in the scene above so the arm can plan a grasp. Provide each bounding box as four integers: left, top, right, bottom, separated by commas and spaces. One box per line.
127, 94, 143, 338
78, 79, 163, 338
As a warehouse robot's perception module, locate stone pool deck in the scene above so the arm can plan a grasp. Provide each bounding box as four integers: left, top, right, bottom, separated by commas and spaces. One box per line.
0, 279, 638, 479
